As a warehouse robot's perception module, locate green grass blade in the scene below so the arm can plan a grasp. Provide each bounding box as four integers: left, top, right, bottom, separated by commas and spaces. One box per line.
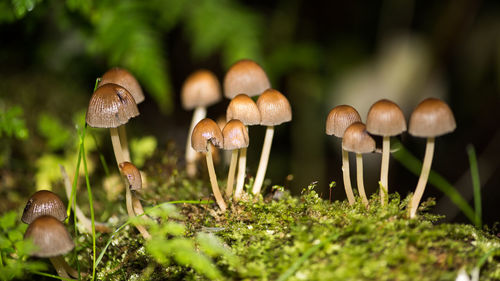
466, 145, 482, 228
81, 125, 96, 280
32, 271, 74, 281
392, 140, 476, 223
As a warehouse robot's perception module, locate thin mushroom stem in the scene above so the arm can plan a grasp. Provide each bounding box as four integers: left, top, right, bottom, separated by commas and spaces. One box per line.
342, 149, 355, 205
119, 126, 131, 162
356, 153, 369, 207
380, 135, 390, 205
234, 147, 247, 200
252, 126, 274, 195
110, 128, 125, 165
186, 106, 207, 177
206, 146, 227, 211
49, 256, 72, 279
60, 165, 111, 233
125, 185, 151, 240
409, 137, 435, 218
131, 193, 152, 222
225, 149, 238, 198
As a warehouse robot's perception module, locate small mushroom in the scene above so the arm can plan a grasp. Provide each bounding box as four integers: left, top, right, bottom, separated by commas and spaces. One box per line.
252, 89, 292, 195
22, 190, 67, 224
342, 122, 376, 207
98, 67, 145, 162
226, 94, 261, 200
86, 83, 139, 219
366, 99, 406, 205
181, 70, 222, 177
191, 118, 227, 211
24, 216, 78, 279
119, 161, 151, 239
408, 98, 456, 218
325, 105, 362, 205
223, 59, 271, 99
222, 119, 249, 198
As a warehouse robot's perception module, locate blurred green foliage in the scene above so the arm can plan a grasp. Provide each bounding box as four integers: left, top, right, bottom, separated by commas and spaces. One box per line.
0, 106, 28, 140
0, 211, 46, 281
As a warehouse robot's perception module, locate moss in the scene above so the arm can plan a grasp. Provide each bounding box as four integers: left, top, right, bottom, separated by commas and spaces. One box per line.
80, 171, 500, 281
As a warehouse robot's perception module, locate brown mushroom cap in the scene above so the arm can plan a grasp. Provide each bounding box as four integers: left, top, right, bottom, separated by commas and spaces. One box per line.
409, 98, 456, 137
181, 70, 221, 110
86, 83, 139, 128
98, 67, 145, 104
342, 122, 376, 153
325, 105, 362, 137
22, 190, 67, 224
366, 99, 407, 136
256, 89, 292, 126
226, 94, 261, 125
24, 215, 75, 258
191, 118, 223, 152
224, 59, 271, 99
119, 162, 142, 191
222, 119, 249, 150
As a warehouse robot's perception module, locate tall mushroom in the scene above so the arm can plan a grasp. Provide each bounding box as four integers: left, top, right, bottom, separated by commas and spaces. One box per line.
342, 122, 376, 207
252, 89, 292, 195
226, 94, 260, 200
223, 59, 271, 99
325, 105, 362, 205
366, 99, 406, 205
222, 119, 249, 198
22, 190, 67, 224
24, 216, 77, 279
181, 70, 222, 177
86, 83, 139, 220
191, 118, 227, 212
98, 67, 145, 162
408, 98, 456, 218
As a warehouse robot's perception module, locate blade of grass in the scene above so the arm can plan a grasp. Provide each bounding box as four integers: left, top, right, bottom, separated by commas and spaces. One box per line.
392, 140, 476, 223
467, 145, 482, 228
81, 124, 96, 281
95, 199, 213, 268
32, 271, 74, 281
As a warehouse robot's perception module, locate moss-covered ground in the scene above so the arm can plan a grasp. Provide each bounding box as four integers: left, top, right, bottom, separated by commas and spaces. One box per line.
14, 147, 500, 280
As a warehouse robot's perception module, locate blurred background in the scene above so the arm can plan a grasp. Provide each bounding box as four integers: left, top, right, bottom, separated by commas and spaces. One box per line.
0, 0, 499, 226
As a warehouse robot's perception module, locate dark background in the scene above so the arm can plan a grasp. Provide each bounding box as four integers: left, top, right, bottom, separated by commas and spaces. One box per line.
0, 0, 499, 226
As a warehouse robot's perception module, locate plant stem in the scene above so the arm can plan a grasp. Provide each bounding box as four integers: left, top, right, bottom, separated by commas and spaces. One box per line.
186, 106, 207, 177
206, 146, 227, 211
110, 127, 124, 165
356, 153, 369, 207
380, 135, 390, 205
119, 126, 130, 162
226, 149, 238, 198
234, 147, 247, 200
49, 256, 71, 279
467, 144, 482, 228
81, 130, 96, 280
253, 126, 274, 195
342, 149, 355, 205
409, 137, 435, 218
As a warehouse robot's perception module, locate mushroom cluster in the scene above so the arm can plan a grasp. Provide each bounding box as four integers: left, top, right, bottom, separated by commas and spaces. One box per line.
22, 190, 78, 279
326, 97, 455, 215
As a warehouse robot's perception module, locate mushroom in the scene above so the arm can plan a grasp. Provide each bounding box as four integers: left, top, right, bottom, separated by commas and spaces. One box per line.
191, 118, 227, 211
226, 94, 261, 200
86, 83, 139, 219
408, 98, 456, 218
342, 122, 376, 207
98, 67, 145, 162
24, 215, 78, 279
325, 105, 362, 205
223, 59, 271, 99
252, 89, 292, 195
222, 119, 249, 198
22, 190, 67, 224
181, 70, 222, 177
366, 99, 406, 205
119, 161, 151, 239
